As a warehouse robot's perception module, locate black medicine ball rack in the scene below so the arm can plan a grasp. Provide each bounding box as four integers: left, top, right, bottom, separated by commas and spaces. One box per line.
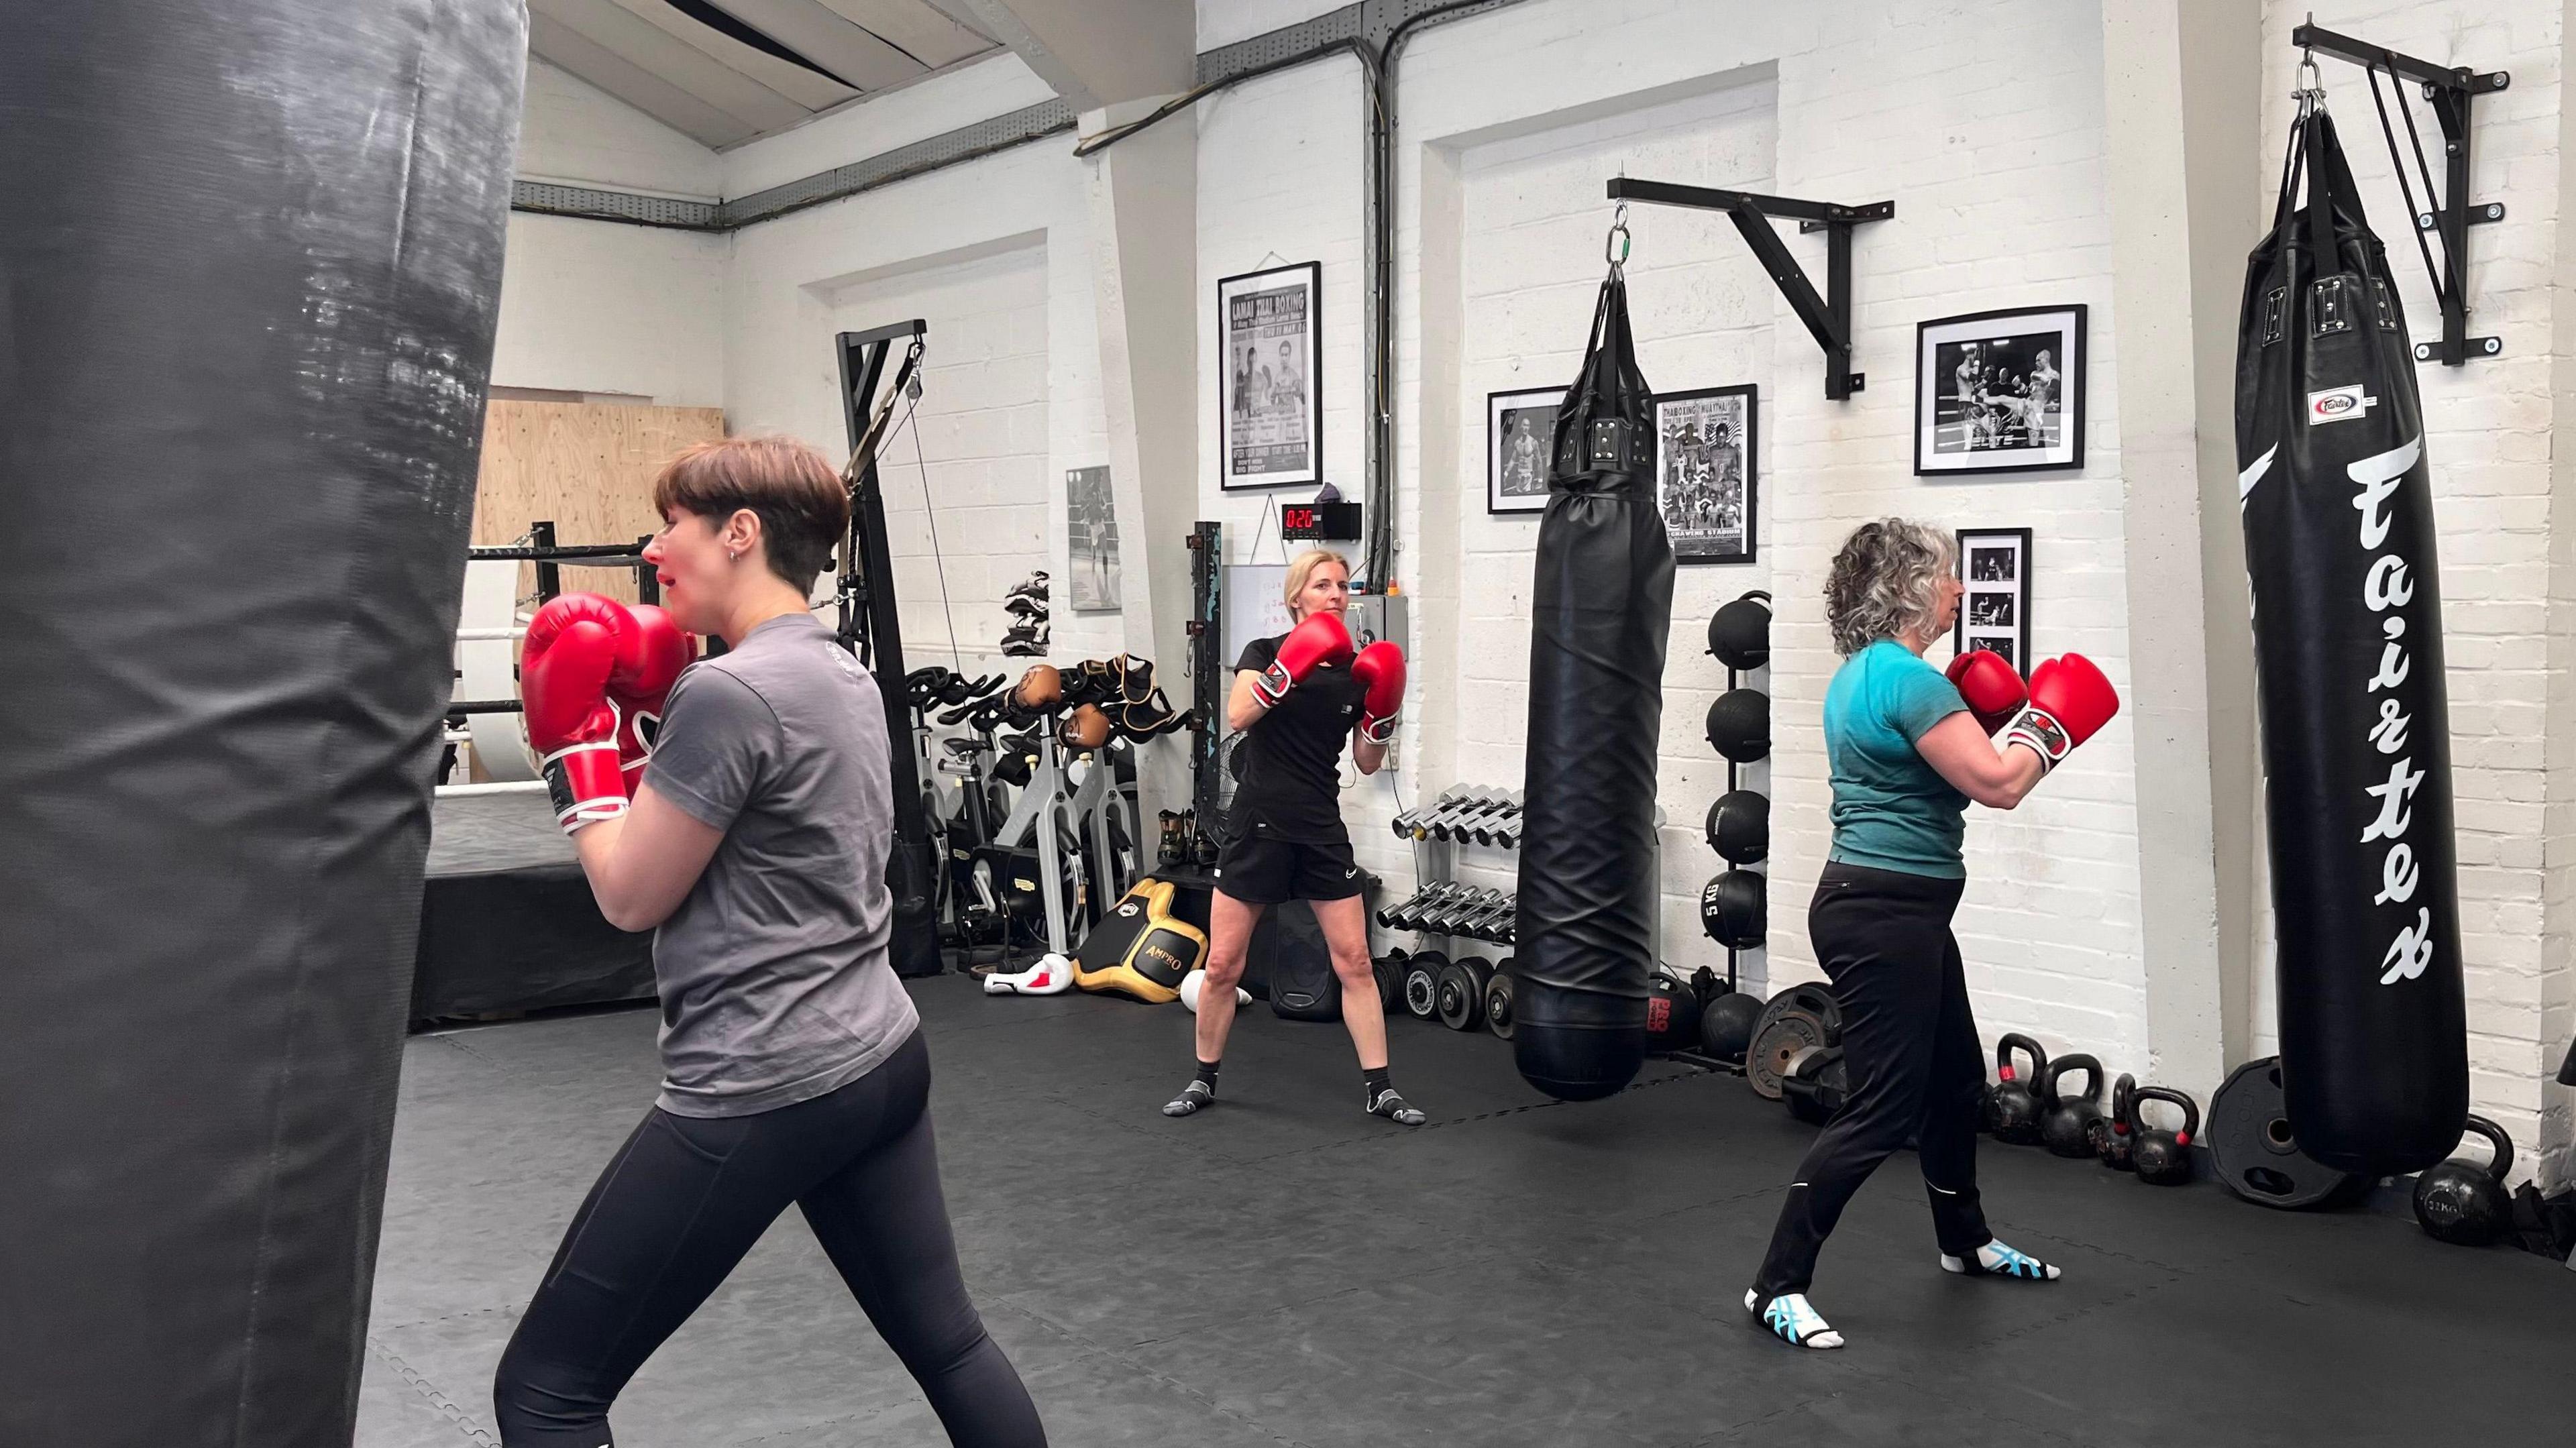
1686, 590, 1773, 1069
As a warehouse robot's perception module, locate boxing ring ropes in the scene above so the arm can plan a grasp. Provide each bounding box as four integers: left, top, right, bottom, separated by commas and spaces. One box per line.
439, 520, 658, 797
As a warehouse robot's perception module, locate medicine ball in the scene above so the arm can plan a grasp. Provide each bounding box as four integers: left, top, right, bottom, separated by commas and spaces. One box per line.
1704, 789, 1768, 864
1705, 590, 1772, 671
1704, 687, 1770, 763
1699, 988, 1762, 1062
1699, 869, 1765, 950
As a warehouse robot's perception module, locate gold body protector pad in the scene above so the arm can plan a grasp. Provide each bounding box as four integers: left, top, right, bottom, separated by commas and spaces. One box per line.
1071, 878, 1208, 1003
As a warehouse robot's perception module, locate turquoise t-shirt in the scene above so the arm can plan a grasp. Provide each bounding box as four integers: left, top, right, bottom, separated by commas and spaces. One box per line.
1823, 639, 1970, 878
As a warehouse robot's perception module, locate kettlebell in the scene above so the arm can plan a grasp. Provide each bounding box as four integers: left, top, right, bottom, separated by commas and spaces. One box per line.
2092, 1073, 2139, 1172
1982, 1034, 2047, 1145
2412, 1115, 2513, 1247
2130, 1086, 2199, 1186
2037, 1054, 2105, 1159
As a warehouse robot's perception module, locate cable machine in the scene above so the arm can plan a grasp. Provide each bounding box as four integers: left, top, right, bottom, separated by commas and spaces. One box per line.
835, 319, 943, 977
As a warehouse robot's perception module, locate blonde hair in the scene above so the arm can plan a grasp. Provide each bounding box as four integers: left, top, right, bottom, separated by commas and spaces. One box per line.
1282, 548, 1351, 619
1824, 518, 1955, 655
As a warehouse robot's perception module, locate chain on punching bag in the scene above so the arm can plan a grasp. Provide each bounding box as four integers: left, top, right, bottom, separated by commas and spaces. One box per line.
2234, 99, 2467, 1176
1513, 229, 1674, 1103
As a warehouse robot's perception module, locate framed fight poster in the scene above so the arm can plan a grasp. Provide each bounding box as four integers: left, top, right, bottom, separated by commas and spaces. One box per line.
1654, 385, 1756, 564
1487, 386, 1561, 514
1218, 261, 1324, 490
1915, 305, 2086, 476
1953, 527, 2032, 671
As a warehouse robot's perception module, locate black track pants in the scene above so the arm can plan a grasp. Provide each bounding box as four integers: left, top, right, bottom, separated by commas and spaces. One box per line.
1753, 862, 1993, 1298
493, 1030, 1046, 1447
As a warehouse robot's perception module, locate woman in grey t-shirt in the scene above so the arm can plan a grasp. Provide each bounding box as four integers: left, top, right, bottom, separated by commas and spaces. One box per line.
491, 437, 1044, 1447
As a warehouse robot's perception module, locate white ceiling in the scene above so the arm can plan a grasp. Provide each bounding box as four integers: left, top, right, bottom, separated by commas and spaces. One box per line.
529, 0, 1003, 149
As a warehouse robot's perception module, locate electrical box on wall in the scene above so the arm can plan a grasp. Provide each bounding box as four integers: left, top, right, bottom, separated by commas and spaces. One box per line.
1281, 500, 1362, 540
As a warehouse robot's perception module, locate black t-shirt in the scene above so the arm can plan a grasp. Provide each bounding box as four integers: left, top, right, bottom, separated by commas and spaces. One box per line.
1228, 634, 1364, 842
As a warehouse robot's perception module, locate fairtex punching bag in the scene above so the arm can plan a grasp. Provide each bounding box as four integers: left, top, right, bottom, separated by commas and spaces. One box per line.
1514, 264, 1673, 1101
0, 3, 523, 1443
2235, 101, 2467, 1174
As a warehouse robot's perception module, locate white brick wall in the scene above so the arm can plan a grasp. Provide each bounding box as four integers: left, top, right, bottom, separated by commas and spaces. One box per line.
491, 213, 729, 407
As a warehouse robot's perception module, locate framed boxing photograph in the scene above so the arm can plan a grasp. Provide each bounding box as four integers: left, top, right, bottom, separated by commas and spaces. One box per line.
1953, 527, 2031, 671
1487, 385, 1562, 514
1915, 305, 2086, 476
1654, 385, 1757, 564
1218, 261, 1324, 491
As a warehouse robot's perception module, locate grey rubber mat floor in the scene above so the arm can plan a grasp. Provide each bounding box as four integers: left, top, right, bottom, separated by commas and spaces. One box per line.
362, 972, 2573, 1447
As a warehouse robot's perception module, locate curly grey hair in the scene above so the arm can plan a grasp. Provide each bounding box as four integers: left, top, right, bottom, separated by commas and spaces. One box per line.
1824, 518, 1955, 656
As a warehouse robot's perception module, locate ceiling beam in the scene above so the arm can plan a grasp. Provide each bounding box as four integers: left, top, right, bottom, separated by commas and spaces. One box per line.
922, 0, 1192, 110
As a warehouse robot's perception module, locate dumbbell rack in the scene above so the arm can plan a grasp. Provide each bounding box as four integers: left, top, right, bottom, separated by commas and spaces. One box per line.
1383, 785, 1667, 966
1385, 784, 1521, 945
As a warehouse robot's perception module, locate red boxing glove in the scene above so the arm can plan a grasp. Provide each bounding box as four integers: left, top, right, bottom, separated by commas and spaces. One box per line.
522, 593, 632, 833
1253, 610, 1354, 706
2000, 652, 2121, 773
1945, 649, 2027, 736
611, 603, 695, 785
1350, 641, 1407, 745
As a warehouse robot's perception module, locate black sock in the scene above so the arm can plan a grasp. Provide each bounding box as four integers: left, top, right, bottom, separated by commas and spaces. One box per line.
1363, 1065, 1391, 1095
1196, 1058, 1222, 1091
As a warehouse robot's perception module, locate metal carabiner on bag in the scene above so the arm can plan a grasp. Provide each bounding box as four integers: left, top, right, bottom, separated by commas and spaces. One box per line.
1603, 200, 1631, 273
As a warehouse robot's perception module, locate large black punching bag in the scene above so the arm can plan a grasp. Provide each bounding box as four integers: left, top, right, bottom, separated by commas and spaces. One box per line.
1514, 266, 1674, 1101
2234, 101, 2466, 1174
0, 4, 524, 1444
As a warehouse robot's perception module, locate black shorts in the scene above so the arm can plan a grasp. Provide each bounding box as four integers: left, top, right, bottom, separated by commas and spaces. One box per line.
1214, 820, 1362, 905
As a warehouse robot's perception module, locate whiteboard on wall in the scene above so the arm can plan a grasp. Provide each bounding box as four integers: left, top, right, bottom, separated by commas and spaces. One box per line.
1221, 565, 1295, 669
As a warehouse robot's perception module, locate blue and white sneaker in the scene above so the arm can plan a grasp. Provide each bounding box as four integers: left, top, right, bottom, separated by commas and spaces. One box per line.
1940, 1239, 2061, 1280
1746, 1289, 1843, 1349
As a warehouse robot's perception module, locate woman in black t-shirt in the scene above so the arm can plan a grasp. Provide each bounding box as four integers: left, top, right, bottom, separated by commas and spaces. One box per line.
1161, 549, 1421, 1125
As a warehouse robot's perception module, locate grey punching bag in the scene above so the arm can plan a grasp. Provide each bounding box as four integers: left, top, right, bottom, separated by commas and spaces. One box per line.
0, 4, 524, 1445
2234, 100, 2466, 1174
1513, 263, 1674, 1101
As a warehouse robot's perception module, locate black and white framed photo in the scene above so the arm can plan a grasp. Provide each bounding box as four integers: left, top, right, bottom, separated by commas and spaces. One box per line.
1915, 305, 2086, 476
1654, 385, 1757, 564
1065, 465, 1120, 612
1487, 385, 1561, 514
1218, 261, 1323, 490
1953, 527, 2032, 671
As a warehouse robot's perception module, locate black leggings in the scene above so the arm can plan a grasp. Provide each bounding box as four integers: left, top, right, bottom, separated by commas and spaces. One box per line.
1753, 862, 1994, 1298
492, 1030, 1045, 1447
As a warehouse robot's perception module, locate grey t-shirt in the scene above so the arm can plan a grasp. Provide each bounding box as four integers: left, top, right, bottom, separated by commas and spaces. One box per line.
642, 612, 918, 1117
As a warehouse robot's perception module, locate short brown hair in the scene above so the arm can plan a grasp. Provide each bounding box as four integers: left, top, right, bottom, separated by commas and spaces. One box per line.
651, 437, 850, 591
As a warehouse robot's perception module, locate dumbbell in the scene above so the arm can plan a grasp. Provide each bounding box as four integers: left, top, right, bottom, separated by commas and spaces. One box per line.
1450, 893, 1517, 940
1391, 787, 1472, 840
1483, 960, 1516, 1039
1419, 793, 1503, 843
1377, 884, 1446, 931
1485, 799, 1526, 849
1426, 888, 1508, 934
1435, 954, 1498, 1031
1401, 783, 1483, 840
1466, 792, 1523, 847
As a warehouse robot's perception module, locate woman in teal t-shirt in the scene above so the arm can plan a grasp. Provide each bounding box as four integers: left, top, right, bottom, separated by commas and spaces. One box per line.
1746, 518, 2118, 1351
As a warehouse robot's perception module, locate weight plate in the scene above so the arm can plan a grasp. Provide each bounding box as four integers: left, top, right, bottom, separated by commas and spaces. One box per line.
1401, 950, 1447, 1021
1483, 968, 1515, 1040
1780, 1045, 1849, 1125
1435, 961, 1486, 1032
2205, 1056, 2369, 1210
1745, 1009, 1828, 1100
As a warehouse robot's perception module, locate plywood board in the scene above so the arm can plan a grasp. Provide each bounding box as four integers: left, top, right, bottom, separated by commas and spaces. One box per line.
473, 399, 726, 607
